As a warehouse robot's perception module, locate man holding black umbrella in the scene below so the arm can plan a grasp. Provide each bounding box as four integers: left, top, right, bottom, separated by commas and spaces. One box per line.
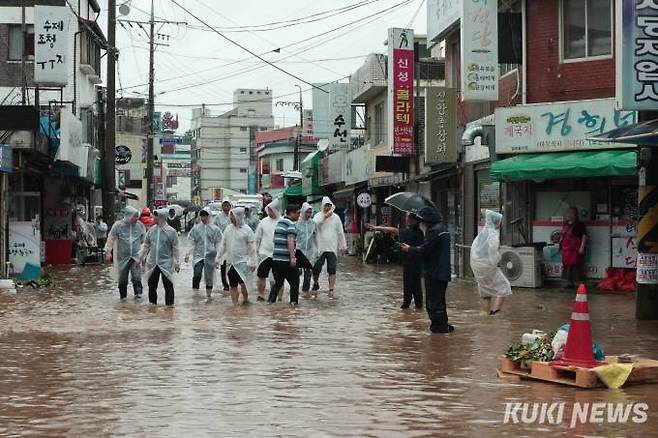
400, 206, 453, 334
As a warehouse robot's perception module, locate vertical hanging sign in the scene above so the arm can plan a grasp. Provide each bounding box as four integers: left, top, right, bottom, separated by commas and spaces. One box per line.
460, 0, 498, 101
329, 83, 351, 150
34, 6, 70, 86
617, 0, 658, 110
388, 28, 415, 155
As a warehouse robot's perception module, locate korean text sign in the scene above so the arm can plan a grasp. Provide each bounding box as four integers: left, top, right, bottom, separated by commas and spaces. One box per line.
329, 83, 351, 150
34, 6, 70, 86
617, 0, 658, 111
387, 28, 415, 155
495, 99, 637, 153
460, 0, 498, 101
425, 87, 457, 163
427, 0, 461, 42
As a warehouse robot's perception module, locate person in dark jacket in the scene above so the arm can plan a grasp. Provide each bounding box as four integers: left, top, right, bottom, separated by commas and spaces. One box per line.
366, 212, 424, 309
401, 206, 453, 333
167, 208, 182, 233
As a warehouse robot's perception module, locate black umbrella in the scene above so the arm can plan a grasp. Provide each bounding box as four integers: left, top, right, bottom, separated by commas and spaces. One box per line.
385, 192, 437, 214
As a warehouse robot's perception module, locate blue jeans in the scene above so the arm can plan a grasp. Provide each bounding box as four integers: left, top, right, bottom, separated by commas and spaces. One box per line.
118, 258, 142, 298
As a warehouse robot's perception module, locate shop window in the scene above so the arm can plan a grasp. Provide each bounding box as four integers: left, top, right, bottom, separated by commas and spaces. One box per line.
8, 24, 35, 61
561, 0, 612, 61
166, 176, 177, 187
276, 158, 284, 172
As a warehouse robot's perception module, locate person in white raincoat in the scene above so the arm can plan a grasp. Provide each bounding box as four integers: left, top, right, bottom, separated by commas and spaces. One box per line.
313, 196, 347, 299
296, 202, 318, 296
216, 207, 257, 305
470, 210, 512, 315
104, 206, 146, 300
140, 208, 180, 306
185, 207, 222, 298
213, 198, 232, 291
254, 198, 281, 301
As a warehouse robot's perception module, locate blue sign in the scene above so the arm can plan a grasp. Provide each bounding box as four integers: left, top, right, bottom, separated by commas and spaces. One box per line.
0, 144, 13, 173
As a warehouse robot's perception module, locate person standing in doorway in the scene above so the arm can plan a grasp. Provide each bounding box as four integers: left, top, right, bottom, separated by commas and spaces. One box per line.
95, 215, 108, 249
214, 198, 232, 291
559, 206, 588, 288
254, 198, 281, 301
313, 196, 347, 299
296, 202, 318, 298
470, 210, 512, 315
217, 207, 257, 305
185, 207, 223, 298
366, 212, 424, 309
268, 205, 301, 305
105, 206, 146, 300
401, 206, 453, 333
141, 208, 180, 306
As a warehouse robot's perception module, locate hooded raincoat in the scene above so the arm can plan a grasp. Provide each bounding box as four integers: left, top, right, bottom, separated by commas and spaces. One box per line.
313, 196, 347, 255
187, 207, 223, 264
470, 210, 512, 298
105, 206, 146, 281
213, 198, 232, 233
141, 208, 180, 282
296, 202, 318, 265
254, 198, 281, 268
217, 207, 257, 290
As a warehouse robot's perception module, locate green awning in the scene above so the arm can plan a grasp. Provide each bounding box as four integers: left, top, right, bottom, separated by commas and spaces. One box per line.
284, 184, 303, 197
490, 150, 637, 181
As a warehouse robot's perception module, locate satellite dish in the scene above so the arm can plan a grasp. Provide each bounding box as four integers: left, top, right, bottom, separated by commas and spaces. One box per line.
119, 3, 131, 16
317, 139, 329, 152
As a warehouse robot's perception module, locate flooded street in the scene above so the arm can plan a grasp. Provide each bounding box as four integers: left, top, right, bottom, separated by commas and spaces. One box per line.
1, 240, 658, 437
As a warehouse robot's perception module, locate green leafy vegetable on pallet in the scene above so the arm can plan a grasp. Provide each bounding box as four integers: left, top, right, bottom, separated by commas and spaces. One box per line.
505, 331, 556, 363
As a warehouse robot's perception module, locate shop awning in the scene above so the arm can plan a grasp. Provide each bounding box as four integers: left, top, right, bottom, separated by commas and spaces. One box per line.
589, 119, 658, 146
284, 184, 303, 197
490, 150, 637, 181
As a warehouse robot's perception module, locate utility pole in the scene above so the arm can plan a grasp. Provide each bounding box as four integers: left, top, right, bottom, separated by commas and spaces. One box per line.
295, 84, 303, 171
103, 0, 117, 225
146, 0, 155, 208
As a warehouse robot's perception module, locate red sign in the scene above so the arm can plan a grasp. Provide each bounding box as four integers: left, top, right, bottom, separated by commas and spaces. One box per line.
392, 49, 414, 154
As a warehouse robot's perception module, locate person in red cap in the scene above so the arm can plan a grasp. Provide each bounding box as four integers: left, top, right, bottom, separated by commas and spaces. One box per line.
139, 207, 155, 229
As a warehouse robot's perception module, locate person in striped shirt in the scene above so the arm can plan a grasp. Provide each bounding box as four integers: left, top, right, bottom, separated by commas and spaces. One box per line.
268, 204, 301, 305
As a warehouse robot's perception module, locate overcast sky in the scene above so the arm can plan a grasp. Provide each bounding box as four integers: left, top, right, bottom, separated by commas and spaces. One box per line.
98, 0, 427, 132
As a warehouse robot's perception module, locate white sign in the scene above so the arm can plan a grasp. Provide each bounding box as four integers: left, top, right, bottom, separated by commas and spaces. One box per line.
34, 6, 70, 86
357, 192, 372, 209
344, 146, 369, 185
461, 0, 498, 101
496, 99, 638, 153
155, 183, 166, 201
637, 253, 658, 285
328, 83, 351, 150
9, 221, 41, 275
428, 0, 461, 43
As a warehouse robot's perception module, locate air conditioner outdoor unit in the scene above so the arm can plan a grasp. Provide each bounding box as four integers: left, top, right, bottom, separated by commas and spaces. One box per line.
499, 246, 543, 288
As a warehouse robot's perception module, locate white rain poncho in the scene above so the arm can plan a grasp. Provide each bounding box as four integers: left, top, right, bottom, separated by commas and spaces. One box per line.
254, 198, 281, 267
217, 207, 257, 290
313, 196, 347, 255
296, 202, 318, 264
141, 208, 180, 282
187, 208, 223, 265
213, 198, 232, 233
105, 206, 146, 281
470, 210, 512, 298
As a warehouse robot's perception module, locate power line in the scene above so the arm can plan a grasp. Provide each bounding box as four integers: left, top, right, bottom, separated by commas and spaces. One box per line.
169, 0, 329, 93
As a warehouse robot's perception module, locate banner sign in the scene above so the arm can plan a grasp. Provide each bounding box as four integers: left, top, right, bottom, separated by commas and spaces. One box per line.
460, 0, 498, 101
617, 0, 658, 110
428, 0, 461, 42
425, 87, 457, 163
329, 83, 351, 150
495, 99, 638, 153
34, 6, 70, 86
388, 28, 415, 155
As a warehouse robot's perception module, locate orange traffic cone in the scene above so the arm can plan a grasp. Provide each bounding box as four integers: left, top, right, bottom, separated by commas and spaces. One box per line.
551, 283, 597, 368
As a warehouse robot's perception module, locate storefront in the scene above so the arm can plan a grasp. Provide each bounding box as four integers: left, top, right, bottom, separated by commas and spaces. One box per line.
493, 99, 638, 280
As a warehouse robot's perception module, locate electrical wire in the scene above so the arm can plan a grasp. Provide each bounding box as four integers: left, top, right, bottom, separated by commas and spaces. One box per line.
169, 0, 328, 93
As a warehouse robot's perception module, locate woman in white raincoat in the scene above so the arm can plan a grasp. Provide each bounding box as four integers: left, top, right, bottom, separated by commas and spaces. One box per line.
213, 198, 232, 291
140, 208, 180, 306
185, 207, 223, 298
254, 198, 281, 301
313, 196, 347, 298
104, 206, 146, 300
296, 202, 318, 297
470, 210, 512, 315
217, 207, 257, 305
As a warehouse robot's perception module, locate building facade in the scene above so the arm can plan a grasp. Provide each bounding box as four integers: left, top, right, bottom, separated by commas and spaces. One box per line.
191, 89, 274, 202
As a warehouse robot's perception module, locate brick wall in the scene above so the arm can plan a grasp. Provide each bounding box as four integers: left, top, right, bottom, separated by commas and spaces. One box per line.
526, 0, 615, 103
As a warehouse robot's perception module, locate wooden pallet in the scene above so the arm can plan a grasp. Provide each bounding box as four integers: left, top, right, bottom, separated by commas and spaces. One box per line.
498, 356, 658, 388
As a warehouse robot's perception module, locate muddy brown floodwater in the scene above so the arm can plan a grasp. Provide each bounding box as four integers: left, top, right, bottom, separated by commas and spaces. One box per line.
1, 240, 658, 437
